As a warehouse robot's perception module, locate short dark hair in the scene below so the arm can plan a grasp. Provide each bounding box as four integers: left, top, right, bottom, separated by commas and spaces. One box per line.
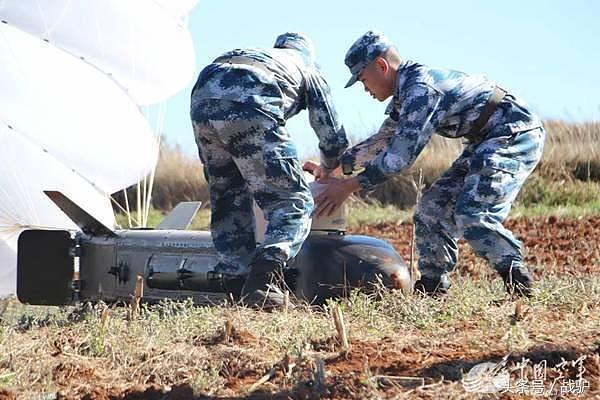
382, 47, 402, 66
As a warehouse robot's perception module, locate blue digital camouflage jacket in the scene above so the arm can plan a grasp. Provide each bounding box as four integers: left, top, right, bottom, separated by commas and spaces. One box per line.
191, 48, 348, 170
344, 60, 542, 189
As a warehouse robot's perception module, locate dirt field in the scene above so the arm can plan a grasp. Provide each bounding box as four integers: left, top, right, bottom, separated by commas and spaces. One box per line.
1, 215, 599, 399
355, 215, 600, 279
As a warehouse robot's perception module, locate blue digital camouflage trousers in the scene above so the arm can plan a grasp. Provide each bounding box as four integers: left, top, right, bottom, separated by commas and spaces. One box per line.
414, 127, 545, 280
192, 99, 313, 275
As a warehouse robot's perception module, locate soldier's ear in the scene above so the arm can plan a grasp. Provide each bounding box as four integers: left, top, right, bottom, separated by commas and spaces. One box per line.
374, 57, 389, 74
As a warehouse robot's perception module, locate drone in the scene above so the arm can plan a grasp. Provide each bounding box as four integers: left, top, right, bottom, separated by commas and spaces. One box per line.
17, 191, 411, 307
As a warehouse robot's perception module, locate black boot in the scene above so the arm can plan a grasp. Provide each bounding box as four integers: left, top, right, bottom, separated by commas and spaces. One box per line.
413, 275, 451, 297
241, 259, 286, 309
499, 262, 533, 297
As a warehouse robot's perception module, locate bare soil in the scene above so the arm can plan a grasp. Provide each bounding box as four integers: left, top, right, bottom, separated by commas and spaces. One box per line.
3, 215, 599, 399
355, 215, 600, 279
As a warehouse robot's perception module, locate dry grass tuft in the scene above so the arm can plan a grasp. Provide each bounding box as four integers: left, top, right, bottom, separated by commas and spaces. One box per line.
368, 120, 600, 207
1, 274, 598, 398
112, 120, 599, 212
151, 143, 209, 210
539, 120, 600, 181
113, 143, 208, 212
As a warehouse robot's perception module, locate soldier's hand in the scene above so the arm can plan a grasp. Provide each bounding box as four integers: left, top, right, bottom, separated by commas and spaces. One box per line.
314, 177, 360, 217
303, 160, 340, 182
302, 160, 321, 177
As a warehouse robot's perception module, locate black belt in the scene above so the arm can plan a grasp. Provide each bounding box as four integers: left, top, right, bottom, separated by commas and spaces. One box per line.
213, 55, 272, 76
464, 86, 507, 143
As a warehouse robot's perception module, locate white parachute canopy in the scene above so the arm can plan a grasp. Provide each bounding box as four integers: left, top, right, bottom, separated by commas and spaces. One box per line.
153, 0, 199, 18
0, 0, 196, 104
0, 0, 198, 295
0, 122, 117, 294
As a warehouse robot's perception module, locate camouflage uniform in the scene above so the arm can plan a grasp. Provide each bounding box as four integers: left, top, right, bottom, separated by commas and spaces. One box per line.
191, 33, 348, 275
342, 31, 545, 284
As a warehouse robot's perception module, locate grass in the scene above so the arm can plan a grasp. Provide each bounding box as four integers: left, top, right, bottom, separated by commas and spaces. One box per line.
114, 176, 600, 230
110, 120, 600, 215
517, 175, 600, 207
363, 163, 600, 223
510, 202, 600, 218
345, 178, 600, 228
112, 141, 208, 213
346, 202, 412, 228
113, 120, 599, 230
3, 211, 599, 397
114, 195, 600, 232
6, 120, 597, 397
1, 274, 598, 398
114, 206, 212, 230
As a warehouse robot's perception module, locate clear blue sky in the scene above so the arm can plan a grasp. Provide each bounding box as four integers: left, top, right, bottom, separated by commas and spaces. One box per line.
151, 0, 600, 158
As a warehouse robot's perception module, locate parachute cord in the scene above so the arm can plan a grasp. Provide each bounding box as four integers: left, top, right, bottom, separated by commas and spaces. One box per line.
141, 175, 146, 227
143, 101, 167, 226
136, 181, 142, 228
0, 153, 37, 231
109, 194, 139, 227
0, 144, 37, 228
122, 188, 132, 228
34, 0, 50, 37
40, 0, 73, 39
144, 134, 161, 226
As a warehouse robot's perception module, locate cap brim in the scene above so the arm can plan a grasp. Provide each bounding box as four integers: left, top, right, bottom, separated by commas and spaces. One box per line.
344, 74, 359, 88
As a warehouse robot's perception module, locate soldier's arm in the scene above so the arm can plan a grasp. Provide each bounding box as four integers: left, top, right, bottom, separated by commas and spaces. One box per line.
356, 83, 444, 190
304, 71, 349, 171
339, 117, 396, 174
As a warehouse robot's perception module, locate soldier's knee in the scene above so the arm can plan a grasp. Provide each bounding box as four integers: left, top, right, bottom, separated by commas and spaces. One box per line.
454, 211, 484, 237
292, 184, 314, 211
461, 224, 489, 243
414, 200, 436, 227
275, 194, 314, 220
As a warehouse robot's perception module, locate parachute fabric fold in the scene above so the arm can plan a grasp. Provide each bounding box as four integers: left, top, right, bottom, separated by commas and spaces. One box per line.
0, 23, 159, 194
0, 122, 116, 295
0, 0, 196, 104
0, 1, 199, 296
153, 0, 200, 18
